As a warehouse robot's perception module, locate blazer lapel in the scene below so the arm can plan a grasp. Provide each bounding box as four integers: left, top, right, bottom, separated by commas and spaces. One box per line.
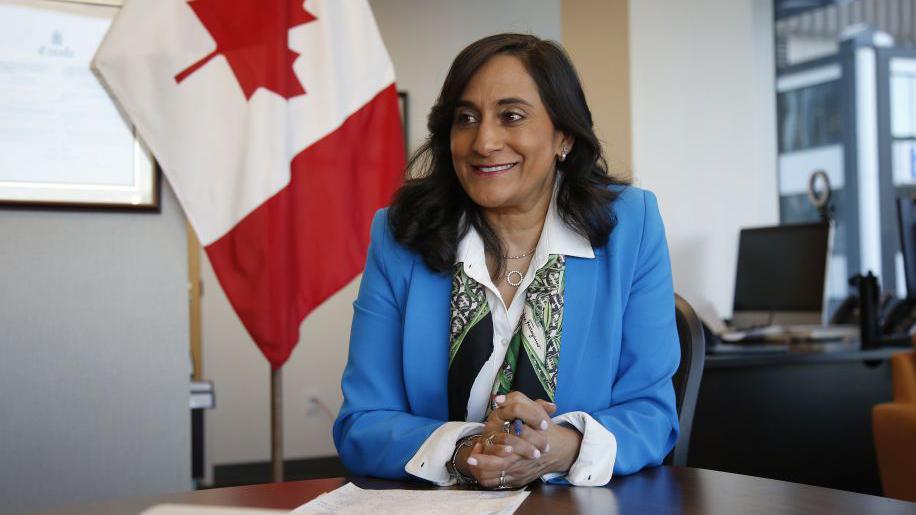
556, 251, 599, 411
402, 264, 451, 421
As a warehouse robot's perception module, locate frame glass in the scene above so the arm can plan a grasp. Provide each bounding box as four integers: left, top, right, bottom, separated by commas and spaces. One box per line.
0, 0, 158, 209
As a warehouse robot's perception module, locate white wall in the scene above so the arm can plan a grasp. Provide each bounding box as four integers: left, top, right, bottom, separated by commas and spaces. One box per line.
0, 183, 190, 514
629, 0, 779, 318
202, 0, 562, 474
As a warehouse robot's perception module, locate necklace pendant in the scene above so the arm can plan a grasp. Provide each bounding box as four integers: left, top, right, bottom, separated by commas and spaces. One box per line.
506, 270, 523, 287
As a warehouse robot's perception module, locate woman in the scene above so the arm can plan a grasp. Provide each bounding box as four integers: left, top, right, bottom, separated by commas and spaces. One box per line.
333, 33, 679, 489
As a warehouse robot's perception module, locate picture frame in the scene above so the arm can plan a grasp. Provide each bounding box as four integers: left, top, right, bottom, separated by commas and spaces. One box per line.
398, 90, 409, 158
0, 0, 159, 209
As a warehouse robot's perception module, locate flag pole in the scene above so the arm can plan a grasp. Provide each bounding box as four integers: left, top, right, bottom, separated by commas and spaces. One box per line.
271, 367, 283, 482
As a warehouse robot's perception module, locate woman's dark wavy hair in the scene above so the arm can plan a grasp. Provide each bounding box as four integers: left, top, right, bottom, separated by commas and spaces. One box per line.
389, 33, 629, 276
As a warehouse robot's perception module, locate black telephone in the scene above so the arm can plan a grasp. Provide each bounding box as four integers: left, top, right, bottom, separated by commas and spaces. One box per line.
882, 297, 916, 335
831, 293, 916, 332
830, 276, 916, 344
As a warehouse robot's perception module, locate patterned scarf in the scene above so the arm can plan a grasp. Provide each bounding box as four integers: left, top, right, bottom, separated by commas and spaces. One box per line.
447, 255, 566, 422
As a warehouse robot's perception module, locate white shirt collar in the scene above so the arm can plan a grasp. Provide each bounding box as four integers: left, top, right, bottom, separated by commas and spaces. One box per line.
455, 183, 595, 266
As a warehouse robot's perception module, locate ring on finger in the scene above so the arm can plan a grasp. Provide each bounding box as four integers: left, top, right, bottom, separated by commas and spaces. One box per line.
498, 471, 509, 489
485, 432, 499, 447
501, 420, 512, 434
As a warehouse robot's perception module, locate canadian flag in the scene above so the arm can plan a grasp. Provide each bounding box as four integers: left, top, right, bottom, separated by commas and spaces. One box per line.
94, 0, 405, 368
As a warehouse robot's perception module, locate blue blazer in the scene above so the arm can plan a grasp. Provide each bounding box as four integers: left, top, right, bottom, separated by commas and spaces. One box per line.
333, 186, 680, 481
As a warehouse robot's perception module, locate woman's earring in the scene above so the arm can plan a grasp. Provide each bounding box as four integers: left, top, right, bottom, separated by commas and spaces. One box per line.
559, 146, 568, 162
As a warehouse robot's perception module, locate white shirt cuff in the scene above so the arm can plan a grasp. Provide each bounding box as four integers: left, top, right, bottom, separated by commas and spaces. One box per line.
540, 411, 617, 486
405, 421, 484, 485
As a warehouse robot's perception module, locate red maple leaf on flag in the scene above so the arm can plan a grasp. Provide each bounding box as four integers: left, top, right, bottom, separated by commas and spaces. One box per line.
175, 0, 316, 100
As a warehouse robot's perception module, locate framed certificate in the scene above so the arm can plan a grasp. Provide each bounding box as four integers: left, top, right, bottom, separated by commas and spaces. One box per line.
398, 90, 409, 158
0, 0, 158, 209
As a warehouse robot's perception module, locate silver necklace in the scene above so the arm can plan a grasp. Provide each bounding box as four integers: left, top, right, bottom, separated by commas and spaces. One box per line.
502, 247, 536, 260
503, 247, 535, 287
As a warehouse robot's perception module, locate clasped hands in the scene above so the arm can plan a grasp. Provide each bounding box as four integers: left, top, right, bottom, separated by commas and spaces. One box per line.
455, 391, 582, 489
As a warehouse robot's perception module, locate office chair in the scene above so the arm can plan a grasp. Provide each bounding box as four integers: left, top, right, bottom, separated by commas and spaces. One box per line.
873, 350, 916, 502
664, 294, 706, 467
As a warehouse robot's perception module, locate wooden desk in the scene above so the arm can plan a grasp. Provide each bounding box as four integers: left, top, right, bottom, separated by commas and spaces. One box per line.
27, 467, 916, 515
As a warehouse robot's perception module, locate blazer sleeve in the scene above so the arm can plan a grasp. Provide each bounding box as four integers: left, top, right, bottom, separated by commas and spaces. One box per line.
332, 210, 445, 479
591, 190, 680, 475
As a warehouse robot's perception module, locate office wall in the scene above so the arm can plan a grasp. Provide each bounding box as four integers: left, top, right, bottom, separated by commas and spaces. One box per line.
629, 0, 779, 317
562, 0, 632, 175
0, 183, 190, 514
201, 0, 563, 474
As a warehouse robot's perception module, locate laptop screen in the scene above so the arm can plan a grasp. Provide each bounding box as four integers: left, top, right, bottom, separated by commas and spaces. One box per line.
733, 222, 830, 314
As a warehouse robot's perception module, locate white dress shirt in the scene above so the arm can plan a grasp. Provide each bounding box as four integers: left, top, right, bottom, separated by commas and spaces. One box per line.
404, 191, 618, 486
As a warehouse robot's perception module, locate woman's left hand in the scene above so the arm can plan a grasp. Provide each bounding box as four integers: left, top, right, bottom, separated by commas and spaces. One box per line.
466, 439, 547, 488
468, 391, 583, 489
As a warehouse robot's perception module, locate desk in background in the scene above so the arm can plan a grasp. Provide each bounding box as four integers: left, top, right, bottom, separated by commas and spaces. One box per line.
689, 345, 910, 496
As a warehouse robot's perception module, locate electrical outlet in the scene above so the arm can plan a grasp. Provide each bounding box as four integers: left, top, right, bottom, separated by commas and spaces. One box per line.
303, 388, 322, 416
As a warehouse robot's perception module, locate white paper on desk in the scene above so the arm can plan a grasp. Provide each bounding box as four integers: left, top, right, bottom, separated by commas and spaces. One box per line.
141, 504, 286, 515
291, 482, 530, 515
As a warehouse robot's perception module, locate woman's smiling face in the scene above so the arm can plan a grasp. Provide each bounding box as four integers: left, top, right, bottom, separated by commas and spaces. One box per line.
450, 54, 570, 213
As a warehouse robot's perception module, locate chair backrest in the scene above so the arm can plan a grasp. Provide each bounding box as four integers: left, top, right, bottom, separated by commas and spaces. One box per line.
665, 293, 706, 466
891, 351, 916, 404
873, 350, 916, 501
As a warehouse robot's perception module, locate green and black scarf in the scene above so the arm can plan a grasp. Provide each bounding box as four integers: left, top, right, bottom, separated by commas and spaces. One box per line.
447, 255, 566, 422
